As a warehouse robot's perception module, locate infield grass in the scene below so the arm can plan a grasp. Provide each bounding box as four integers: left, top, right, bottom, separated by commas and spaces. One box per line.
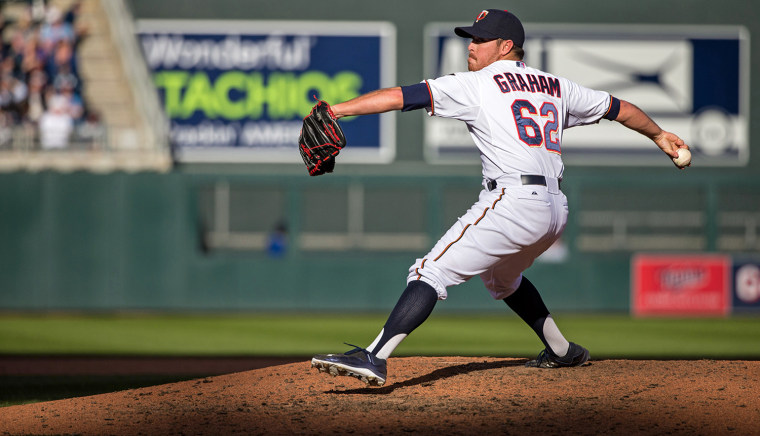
1, 313, 758, 358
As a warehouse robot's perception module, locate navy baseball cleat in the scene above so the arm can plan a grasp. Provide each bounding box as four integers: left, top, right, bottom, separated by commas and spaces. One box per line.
311, 344, 387, 386
525, 342, 590, 368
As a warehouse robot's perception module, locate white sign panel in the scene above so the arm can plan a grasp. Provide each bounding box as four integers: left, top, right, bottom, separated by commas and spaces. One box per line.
424, 24, 749, 166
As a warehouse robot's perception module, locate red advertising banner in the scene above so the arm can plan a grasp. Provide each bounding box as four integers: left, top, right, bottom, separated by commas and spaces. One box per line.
632, 255, 731, 316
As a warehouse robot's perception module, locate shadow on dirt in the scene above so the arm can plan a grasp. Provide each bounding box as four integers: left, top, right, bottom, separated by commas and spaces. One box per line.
326, 359, 528, 395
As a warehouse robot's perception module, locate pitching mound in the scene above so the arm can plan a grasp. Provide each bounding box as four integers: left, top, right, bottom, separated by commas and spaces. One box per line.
1, 357, 758, 435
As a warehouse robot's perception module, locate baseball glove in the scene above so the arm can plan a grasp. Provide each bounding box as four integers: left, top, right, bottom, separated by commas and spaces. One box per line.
298, 99, 346, 176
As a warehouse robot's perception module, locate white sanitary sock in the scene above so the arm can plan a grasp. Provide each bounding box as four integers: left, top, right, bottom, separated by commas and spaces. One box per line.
367, 328, 407, 360
543, 316, 570, 357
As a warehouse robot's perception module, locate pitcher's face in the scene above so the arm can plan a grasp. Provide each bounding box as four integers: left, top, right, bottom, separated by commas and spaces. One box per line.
467, 37, 501, 71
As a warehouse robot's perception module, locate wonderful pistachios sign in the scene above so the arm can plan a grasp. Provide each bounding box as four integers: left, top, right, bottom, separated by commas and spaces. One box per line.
137, 20, 396, 163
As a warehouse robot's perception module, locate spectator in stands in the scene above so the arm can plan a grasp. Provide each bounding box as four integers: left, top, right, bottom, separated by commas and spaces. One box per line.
55, 75, 83, 122
39, 7, 75, 56
7, 8, 34, 43
20, 33, 45, 79
46, 39, 79, 90
0, 73, 28, 123
4, 32, 28, 80
0, 111, 12, 148
0, 56, 14, 77
24, 68, 47, 124
64, 1, 88, 49
38, 94, 73, 150
0, 76, 15, 115
77, 111, 105, 149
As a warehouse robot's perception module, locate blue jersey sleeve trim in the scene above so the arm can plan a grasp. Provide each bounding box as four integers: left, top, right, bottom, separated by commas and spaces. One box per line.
401, 82, 432, 112
604, 96, 621, 121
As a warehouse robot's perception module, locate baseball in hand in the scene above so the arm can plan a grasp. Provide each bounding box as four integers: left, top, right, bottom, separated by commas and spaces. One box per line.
672, 148, 691, 168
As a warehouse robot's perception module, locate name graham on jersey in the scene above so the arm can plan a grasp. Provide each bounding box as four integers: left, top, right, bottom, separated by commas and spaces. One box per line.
492, 72, 561, 97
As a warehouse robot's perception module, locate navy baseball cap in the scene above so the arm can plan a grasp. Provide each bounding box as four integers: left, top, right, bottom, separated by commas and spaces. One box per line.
454, 9, 525, 47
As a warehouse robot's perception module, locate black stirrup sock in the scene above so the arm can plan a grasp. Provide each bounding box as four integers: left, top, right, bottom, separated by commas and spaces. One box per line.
368, 280, 438, 359
503, 276, 552, 349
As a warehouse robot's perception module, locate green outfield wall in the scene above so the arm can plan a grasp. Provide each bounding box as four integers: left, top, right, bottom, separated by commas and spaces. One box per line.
1, 0, 758, 312
1, 170, 757, 312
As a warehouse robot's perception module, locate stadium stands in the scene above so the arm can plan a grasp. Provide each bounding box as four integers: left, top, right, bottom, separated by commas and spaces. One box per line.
0, 0, 169, 172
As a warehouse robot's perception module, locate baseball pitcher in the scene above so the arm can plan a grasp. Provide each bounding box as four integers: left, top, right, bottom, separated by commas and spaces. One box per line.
302, 9, 690, 386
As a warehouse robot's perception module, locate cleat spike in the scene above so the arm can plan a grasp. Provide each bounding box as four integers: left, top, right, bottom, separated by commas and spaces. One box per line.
310, 346, 387, 387
526, 342, 590, 368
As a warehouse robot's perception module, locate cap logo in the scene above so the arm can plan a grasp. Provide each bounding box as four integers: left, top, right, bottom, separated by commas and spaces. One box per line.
476, 10, 488, 21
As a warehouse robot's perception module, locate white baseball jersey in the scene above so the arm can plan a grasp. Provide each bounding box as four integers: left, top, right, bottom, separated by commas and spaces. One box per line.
424, 60, 613, 181
406, 60, 615, 301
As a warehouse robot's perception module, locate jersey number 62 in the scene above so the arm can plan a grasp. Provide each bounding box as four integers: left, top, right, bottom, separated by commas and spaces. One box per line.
511, 100, 560, 154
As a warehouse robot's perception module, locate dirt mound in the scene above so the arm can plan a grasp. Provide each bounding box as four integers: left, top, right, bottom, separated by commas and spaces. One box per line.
1, 357, 758, 435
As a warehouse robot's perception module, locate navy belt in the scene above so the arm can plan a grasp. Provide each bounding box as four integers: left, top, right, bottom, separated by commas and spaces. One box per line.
487, 175, 554, 191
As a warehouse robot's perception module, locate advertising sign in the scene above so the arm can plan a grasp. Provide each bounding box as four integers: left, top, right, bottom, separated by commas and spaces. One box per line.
733, 260, 760, 312
137, 20, 396, 163
424, 23, 749, 166
632, 254, 731, 316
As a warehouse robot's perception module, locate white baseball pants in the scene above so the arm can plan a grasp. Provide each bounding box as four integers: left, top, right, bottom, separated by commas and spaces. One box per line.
407, 175, 567, 300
